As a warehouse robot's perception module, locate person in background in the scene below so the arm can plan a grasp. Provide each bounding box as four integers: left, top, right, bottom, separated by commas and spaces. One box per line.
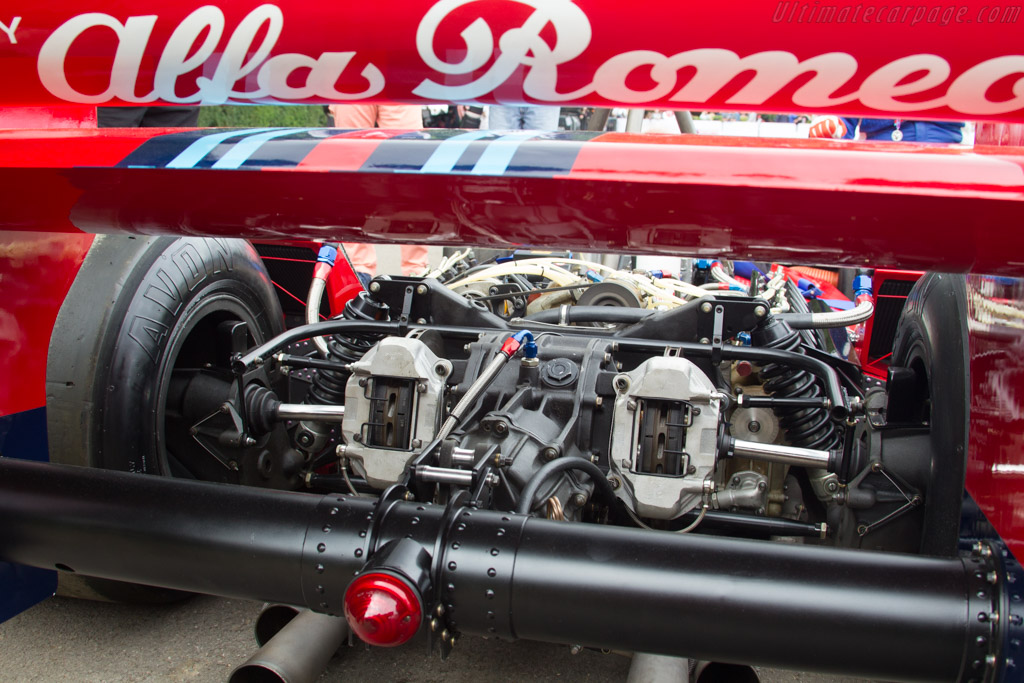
808, 116, 963, 142
97, 106, 199, 127
486, 105, 560, 130
329, 104, 430, 282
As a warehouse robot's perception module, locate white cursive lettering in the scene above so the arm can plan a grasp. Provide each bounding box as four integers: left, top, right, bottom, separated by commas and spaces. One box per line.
37, 4, 382, 105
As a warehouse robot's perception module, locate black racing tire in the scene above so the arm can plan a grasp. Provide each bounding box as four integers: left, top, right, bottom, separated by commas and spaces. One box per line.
46, 236, 284, 602
888, 272, 969, 557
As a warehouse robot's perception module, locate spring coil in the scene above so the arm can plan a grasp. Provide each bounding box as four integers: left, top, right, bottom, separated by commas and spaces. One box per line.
306, 292, 388, 405
752, 318, 841, 451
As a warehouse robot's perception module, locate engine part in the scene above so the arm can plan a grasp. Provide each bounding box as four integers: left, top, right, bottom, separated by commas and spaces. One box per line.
712, 470, 768, 512
306, 292, 388, 406
0, 459, 1007, 683
342, 336, 451, 488
752, 317, 842, 450
609, 356, 723, 519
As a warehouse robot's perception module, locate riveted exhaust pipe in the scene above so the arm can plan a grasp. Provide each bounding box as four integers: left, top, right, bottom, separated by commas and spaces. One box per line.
230, 608, 348, 683
0, 458, 1011, 682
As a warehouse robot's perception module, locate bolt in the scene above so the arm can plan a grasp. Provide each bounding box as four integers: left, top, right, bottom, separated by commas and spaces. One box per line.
417, 382, 428, 393
594, 396, 604, 408
870, 461, 883, 473
857, 524, 869, 536
494, 422, 509, 436
352, 433, 362, 443
220, 402, 232, 414
754, 305, 767, 317
756, 507, 765, 516
911, 495, 923, 506
699, 337, 710, 345
608, 476, 621, 490
435, 364, 447, 376
687, 465, 696, 474
485, 473, 500, 487
411, 439, 422, 448
244, 436, 257, 447
441, 629, 450, 641
464, 344, 472, 352
228, 461, 239, 471
436, 604, 445, 617
621, 459, 631, 469
416, 318, 427, 325
615, 377, 629, 392
430, 618, 439, 632
757, 481, 767, 491
603, 352, 612, 363
825, 480, 839, 493
298, 433, 313, 447
747, 420, 761, 433
417, 284, 428, 295
701, 302, 713, 314
572, 493, 588, 507
569, 645, 583, 655
369, 282, 380, 293
731, 476, 740, 485
988, 571, 1000, 585
542, 447, 559, 461
404, 491, 414, 501
358, 378, 368, 387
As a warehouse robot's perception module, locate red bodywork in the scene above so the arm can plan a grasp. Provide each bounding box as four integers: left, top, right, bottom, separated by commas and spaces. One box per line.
2, 0, 1024, 559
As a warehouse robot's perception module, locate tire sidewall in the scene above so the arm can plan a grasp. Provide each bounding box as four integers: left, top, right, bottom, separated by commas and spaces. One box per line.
95, 238, 282, 474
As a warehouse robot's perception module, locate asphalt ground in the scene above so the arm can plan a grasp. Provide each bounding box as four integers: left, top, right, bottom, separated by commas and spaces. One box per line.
0, 593, 879, 683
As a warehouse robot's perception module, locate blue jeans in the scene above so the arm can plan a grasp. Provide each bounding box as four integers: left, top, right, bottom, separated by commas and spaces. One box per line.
486, 106, 561, 131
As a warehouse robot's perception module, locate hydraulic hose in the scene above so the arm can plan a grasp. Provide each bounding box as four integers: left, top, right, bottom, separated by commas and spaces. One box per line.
515, 456, 619, 515
778, 299, 874, 330
306, 277, 329, 357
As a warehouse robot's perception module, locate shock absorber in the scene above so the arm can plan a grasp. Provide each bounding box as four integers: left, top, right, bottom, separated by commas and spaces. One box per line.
306, 292, 389, 405
751, 317, 841, 450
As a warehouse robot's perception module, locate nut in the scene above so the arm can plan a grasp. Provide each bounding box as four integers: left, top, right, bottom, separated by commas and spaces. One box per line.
417, 284, 428, 295
369, 282, 380, 293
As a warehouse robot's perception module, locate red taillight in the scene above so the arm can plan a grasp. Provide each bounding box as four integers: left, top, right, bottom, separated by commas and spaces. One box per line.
343, 572, 422, 647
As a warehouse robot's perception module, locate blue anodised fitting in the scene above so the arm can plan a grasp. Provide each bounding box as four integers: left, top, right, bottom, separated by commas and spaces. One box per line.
586, 270, 604, 282
797, 278, 823, 299
522, 338, 539, 359
317, 245, 338, 267
853, 274, 873, 297
695, 258, 714, 269
736, 331, 752, 346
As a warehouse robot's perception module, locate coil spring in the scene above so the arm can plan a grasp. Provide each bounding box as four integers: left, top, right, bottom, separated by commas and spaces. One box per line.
306, 292, 388, 405
753, 318, 841, 451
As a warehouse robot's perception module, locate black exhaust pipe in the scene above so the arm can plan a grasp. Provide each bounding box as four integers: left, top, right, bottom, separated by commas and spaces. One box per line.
0, 458, 1005, 682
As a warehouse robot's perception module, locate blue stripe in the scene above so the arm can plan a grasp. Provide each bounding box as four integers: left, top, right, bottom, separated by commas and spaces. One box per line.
418, 130, 495, 174
211, 128, 320, 170
165, 128, 279, 169
470, 132, 541, 175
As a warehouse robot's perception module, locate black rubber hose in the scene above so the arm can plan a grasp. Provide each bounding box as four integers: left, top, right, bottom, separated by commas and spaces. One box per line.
515, 457, 618, 515
524, 306, 654, 325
